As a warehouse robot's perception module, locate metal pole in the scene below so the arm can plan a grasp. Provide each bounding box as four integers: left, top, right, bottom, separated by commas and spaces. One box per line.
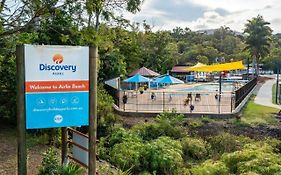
61, 127, 68, 165
123, 91, 125, 111
218, 73, 222, 114
230, 94, 233, 113
163, 92, 165, 111
16, 45, 27, 175
89, 46, 98, 175
276, 70, 279, 104
136, 91, 138, 112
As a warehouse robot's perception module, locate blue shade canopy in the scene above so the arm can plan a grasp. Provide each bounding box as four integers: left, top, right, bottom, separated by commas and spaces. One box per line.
154, 75, 184, 84
123, 74, 151, 83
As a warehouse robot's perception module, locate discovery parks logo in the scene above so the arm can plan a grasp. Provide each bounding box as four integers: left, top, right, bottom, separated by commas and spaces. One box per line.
52, 54, 64, 64
39, 54, 77, 72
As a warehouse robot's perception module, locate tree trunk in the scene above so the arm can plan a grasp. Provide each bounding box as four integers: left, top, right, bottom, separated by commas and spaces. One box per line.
252, 50, 259, 77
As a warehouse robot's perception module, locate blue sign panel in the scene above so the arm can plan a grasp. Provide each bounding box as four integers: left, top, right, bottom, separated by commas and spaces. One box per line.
24, 45, 89, 129
25, 92, 89, 129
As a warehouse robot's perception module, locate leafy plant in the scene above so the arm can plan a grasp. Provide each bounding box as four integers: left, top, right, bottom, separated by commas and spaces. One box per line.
208, 133, 252, 156
222, 143, 281, 174
38, 148, 84, 175
181, 136, 209, 161
141, 136, 183, 174
61, 163, 84, 175
191, 160, 229, 175
38, 148, 61, 175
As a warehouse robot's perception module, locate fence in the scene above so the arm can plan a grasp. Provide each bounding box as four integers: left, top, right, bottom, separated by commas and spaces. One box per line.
119, 90, 235, 114
234, 77, 257, 108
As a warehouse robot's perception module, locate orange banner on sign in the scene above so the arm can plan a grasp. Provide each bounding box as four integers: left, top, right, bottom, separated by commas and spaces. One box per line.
25, 80, 89, 92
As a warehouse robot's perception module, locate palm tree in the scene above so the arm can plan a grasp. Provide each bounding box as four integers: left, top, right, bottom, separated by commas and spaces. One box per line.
243, 15, 272, 76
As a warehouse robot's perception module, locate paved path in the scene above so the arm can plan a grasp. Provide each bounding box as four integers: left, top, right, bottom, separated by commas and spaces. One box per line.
255, 76, 281, 109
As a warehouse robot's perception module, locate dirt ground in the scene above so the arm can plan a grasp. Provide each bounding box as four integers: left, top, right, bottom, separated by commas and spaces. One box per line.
0, 120, 49, 175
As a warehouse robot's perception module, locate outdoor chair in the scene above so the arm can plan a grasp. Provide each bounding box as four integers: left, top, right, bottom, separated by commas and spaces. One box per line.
195, 93, 201, 101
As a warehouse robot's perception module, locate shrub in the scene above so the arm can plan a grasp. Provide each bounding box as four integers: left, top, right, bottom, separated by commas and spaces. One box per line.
190, 160, 229, 175
174, 168, 191, 175
131, 111, 185, 141
110, 141, 144, 173
141, 136, 183, 174
97, 85, 120, 137
208, 133, 252, 156
181, 136, 209, 161
222, 143, 281, 175
38, 148, 61, 175
107, 127, 142, 147
61, 163, 84, 175
38, 148, 84, 175
131, 123, 163, 141
240, 172, 259, 175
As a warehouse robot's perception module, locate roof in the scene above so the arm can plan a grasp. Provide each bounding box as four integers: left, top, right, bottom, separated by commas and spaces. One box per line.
128, 67, 160, 77
185, 61, 245, 72
170, 66, 190, 73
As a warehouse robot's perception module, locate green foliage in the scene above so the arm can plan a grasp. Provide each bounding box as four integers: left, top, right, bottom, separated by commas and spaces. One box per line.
97, 85, 120, 137
181, 136, 209, 161
99, 49, 127, 80
108, 127, 142, 147
190, 160, 229, 175
222, 143, 281, 174
38, 148, 84, 175
131, 111, 185, 140
110, 141, 144, 172
38, 148, 61, 175
61, 163, 84, 175
244, 15, 272, 75
174, 168, 191, 175
142, 137, 183, 175
208, 133, 253, 156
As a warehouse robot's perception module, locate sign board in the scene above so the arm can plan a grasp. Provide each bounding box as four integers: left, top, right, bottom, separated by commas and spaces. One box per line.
72, 132, 89, 166
24, 45, 89, 129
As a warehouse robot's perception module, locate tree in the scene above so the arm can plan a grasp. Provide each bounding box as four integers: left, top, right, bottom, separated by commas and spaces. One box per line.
243, 15, 272, 76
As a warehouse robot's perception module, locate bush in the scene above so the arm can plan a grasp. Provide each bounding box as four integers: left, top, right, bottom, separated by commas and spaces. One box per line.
38, 148, 61, 175
107, 127, 142, 147
141, 136, 183, 174
110, 141, 144, 173
131, 111, 185, 141
174, 168, 191, 175
97, 85, 120, 137
208, 133, 252, 156
222, 143, 281, 174
181, 136, 209, 161
131, 123, 163, 141
38, 148, 84, 175
190, 160, 229, 175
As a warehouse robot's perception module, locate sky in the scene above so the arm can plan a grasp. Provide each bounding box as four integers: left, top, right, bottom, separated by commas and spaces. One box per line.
123, 0, 281, 33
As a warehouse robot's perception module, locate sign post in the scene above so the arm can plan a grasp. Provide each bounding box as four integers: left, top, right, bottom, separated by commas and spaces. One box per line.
89, 46, 98, 175
17, 45, 27, 175
17, 44, 90, 174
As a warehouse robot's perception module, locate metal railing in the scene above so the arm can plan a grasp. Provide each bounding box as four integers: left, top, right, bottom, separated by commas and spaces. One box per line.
119, 90, 235, 114
234, 77, 257, 108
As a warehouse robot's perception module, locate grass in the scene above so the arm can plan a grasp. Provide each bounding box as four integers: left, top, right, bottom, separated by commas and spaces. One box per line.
240, 100, 279, 126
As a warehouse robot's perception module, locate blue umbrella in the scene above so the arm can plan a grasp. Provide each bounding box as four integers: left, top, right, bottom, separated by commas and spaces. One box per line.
123, 74, 151, 83
154, 74, 184, 84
